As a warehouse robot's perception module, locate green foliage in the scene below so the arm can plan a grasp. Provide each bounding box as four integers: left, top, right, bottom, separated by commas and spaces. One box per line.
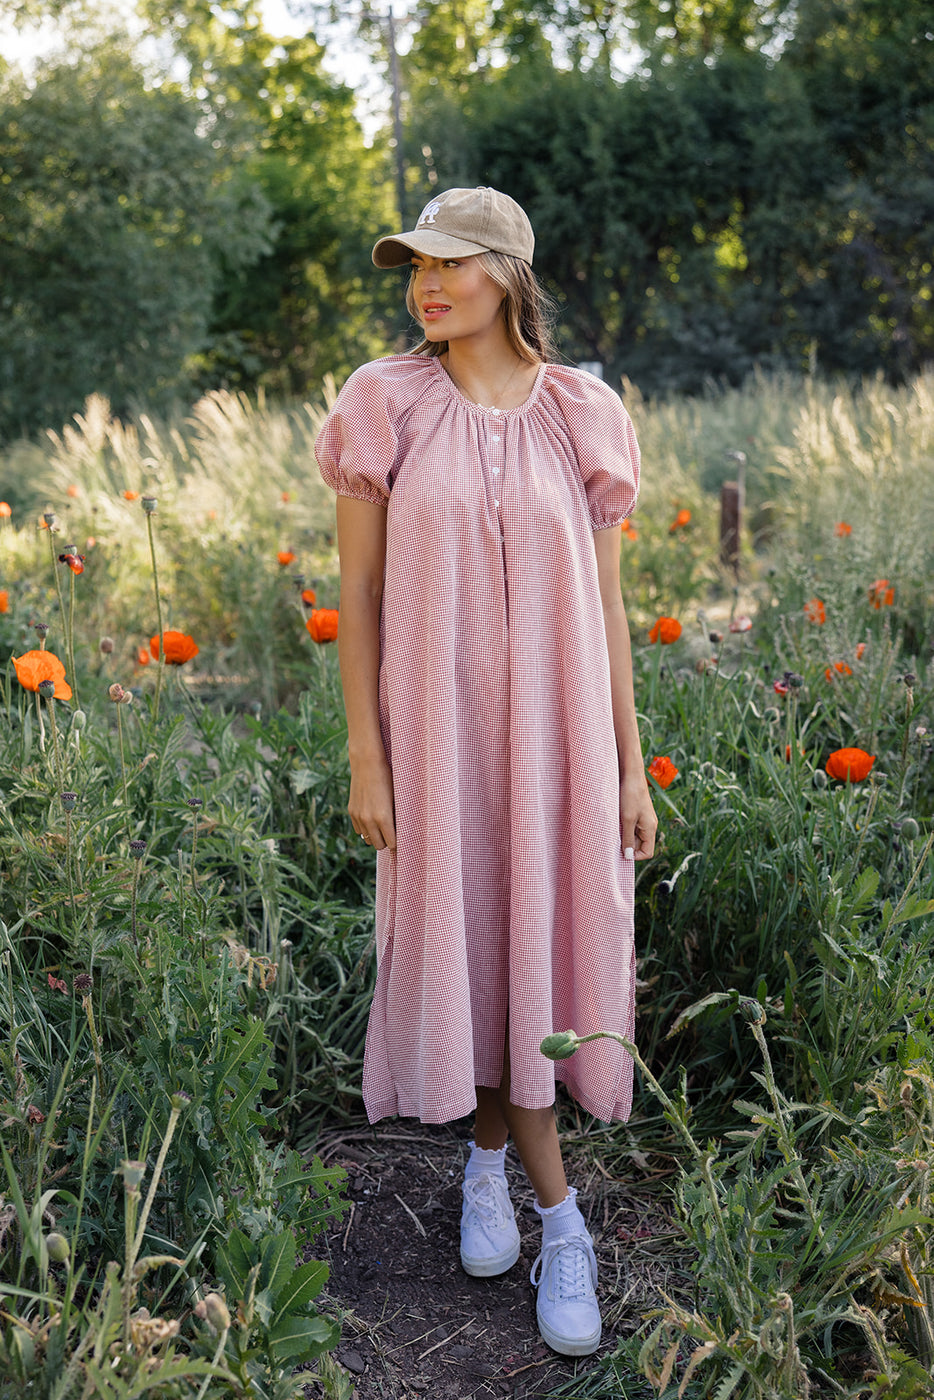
2, 367, 934, 1394
0, 42, 273, 443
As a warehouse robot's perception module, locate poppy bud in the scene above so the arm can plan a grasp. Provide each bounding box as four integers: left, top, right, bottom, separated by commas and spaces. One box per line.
813, 769, 828, 789
100, 637, 114, 654
71, 710, 87, 730
539, 1031, 579, 1061
203, 1293, 231, 1332
899, 819, 920, 841
45, 1232, 70, 1264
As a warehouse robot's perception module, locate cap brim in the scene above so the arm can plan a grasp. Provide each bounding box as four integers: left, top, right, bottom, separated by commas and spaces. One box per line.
372, 229, 490, 268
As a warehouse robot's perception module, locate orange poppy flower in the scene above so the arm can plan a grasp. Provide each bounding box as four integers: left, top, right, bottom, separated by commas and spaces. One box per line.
834, 522, 852, 537
729, 615, 752, 633
67, 484, 80, 498
825, 661, 853, 681
621, 518, 638, 541
0, 502, 11, 518
136, 647, 151, 666
307, 609, 339, 644
804, 598, 826, 625
301, 588, 317, 608
855, 642, 866, 660
59, 553, 86, 575
649, 617, 681, 645
825, 747, 875, 783
647, 755, 679, 789
277, 550, 296, 567
150, 630, 199, 665
13, 649, 73, 699
281, 491, 291, 502
868, 579, 894, 609
123, 490, 140, 501
668, 508, 691, 533
0, 590, 8, 614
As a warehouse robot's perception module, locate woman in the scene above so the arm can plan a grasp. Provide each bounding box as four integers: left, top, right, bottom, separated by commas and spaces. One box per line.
315, 186, 657, 1357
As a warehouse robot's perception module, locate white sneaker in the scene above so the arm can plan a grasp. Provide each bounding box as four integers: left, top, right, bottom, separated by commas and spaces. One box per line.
530, 1231, 602, 1356
460, 1173, 521, 1277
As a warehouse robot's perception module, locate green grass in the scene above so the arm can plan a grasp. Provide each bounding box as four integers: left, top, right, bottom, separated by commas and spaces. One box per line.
1, 366, 932, 1397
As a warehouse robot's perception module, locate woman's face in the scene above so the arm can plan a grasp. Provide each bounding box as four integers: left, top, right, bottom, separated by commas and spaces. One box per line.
409, 254, 506, 347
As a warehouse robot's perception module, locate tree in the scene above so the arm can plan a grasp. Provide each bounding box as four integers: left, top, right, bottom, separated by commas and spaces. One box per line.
0, 40, 272, 440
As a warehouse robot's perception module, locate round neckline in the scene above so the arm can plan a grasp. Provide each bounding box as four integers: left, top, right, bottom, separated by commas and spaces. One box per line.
432, 357, 548, 418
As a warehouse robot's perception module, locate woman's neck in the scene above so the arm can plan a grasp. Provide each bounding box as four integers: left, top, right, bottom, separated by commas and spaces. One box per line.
442, 341, 540, 412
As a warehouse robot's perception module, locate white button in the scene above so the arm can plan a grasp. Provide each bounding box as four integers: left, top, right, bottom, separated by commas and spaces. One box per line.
494, 499, 500, 507
492, 467, 500, 476
491, 435, 502, 443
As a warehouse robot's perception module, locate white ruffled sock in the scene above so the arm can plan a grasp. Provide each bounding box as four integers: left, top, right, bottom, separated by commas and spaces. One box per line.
465, 1141, 508, 1179
534, 1186, 587, 1242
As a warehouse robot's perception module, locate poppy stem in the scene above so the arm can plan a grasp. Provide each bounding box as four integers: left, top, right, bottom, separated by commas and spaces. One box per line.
66, 568, 79, 710
116, 704, 130, 837
146, 512, 165, 723
47, 695, 65, 796
34, 691, 46, 752
46, 528, 67, 653
64, 809, 78, 929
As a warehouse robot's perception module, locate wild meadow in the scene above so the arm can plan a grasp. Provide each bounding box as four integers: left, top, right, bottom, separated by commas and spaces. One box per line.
0, 368, 932, 1399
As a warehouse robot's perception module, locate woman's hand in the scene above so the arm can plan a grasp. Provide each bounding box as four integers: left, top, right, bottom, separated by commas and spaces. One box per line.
620, 772, 657, 861
349, 752, 397, 851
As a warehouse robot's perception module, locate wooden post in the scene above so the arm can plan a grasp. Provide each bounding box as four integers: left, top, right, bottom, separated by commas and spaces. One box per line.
720, 451, 746, 578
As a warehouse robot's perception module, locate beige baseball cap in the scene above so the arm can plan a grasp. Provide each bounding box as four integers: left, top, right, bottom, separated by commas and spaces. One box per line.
372, 187, 535, 268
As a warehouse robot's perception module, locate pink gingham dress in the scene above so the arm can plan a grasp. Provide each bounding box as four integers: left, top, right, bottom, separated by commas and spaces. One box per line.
315, 355, 640, 1125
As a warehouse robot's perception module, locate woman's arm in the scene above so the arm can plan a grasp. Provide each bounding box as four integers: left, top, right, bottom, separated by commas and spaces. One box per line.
593, 525, 658, 861
335, 496, 396, 851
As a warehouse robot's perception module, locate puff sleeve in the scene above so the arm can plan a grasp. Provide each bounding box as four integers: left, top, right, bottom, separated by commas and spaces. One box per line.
548, 370, 641, 529
314, 364, 399, 506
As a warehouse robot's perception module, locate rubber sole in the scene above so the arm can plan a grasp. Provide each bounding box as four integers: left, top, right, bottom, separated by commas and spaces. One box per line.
536, 1308, 602, 1357
460, 1236, 521, 1278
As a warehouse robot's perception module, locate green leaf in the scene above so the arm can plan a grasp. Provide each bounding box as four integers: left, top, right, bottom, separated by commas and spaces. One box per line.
268, 1312, 339, 1363
891, 898, 934, 924
273, 1259, 329, 1321
667, 990, 739, 1037
259, 1230, 297, 1296
216, 1228, 254, 1296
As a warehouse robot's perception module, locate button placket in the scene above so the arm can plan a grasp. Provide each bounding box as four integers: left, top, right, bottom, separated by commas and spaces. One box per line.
483, 409, 507, 543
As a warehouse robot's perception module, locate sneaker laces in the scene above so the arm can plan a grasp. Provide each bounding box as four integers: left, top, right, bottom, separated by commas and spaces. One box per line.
463, 1173, 510, 1229
530, 1233, 597, 1301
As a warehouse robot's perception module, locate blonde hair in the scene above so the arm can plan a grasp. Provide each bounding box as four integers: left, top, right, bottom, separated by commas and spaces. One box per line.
406, 251, 558, 363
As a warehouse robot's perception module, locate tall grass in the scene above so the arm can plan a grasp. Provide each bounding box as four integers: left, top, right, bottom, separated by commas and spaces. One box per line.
1, 366, 932, 1395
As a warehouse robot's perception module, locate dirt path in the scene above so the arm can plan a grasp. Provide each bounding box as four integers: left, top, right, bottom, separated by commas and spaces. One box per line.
301, 1120, 686, 1400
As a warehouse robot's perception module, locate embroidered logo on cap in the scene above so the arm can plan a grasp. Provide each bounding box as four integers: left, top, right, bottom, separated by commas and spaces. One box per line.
417, 200, 442, 227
